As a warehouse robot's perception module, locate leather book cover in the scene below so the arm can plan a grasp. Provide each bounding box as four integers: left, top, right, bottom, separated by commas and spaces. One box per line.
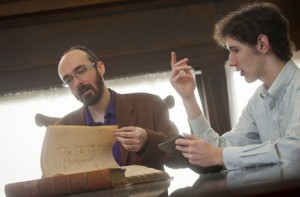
4, 168, 128, 197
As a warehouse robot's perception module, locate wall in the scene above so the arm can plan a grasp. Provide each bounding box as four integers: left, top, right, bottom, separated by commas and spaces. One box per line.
1, 0, 299, 134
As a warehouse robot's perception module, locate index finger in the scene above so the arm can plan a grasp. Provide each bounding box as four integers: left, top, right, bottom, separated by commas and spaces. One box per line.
115, 126, 135, 132
171, 51, 177, 67
175, 138, 190, 146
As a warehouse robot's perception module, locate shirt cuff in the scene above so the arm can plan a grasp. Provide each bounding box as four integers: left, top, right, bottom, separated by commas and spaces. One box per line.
223, 142, 280, 170
223, 146, 241, 170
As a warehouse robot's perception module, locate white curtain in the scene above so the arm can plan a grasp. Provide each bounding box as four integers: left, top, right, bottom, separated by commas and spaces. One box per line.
0, 71, 201, 196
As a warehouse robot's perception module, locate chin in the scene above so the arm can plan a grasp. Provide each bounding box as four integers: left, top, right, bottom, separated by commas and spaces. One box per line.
245, 78, 257, 83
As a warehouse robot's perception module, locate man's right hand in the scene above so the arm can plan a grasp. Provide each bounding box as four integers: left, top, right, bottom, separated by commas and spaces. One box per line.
170, 51, 195, 100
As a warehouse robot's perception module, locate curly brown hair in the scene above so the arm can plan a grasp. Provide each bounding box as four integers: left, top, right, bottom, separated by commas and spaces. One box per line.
213, 2, 295, 61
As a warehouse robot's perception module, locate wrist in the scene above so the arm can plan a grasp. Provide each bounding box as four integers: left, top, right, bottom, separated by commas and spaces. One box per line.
214, 147, 224, 166
183, 95, 202, 120
137, 129, 149, 156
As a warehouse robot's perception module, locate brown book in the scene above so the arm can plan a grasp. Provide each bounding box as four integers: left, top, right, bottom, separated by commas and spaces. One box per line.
124, 165, 171, 185
5, 168, 128, 197
5, 166, 171, 197
5, 125, 171, 197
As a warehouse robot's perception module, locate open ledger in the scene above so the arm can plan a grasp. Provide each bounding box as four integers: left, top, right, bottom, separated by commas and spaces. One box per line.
5, 125, 171, 197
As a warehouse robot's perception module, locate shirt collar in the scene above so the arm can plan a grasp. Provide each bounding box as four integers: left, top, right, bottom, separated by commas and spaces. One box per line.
260, 59, 298, 99
84, 89, 116, 125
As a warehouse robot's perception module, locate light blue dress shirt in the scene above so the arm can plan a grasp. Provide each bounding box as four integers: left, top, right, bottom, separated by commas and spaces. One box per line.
189, 59, 300, 170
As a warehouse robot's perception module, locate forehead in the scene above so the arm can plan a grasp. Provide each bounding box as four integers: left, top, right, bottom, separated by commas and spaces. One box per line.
60, 50, 89, 67
226, 37, 243, 49
58, 50, 90, 77
225, 37, 256, 52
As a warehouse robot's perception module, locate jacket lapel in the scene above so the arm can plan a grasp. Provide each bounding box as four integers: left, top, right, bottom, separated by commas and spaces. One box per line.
115, 92, 137, 165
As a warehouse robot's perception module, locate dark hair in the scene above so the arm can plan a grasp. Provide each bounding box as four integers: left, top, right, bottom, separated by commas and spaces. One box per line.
63, 45, 99, 63
213, 2, 295, 61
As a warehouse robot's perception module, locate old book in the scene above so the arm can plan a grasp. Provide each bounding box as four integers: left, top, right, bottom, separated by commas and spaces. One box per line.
66, 175, 171, 197
40, 125, 120, 177
5, 125, 171, 197
124, 165, 171, 185
5, 168, 128, 197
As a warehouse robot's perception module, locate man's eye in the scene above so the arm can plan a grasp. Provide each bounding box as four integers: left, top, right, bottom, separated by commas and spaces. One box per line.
76, 67, 87, 75
232, 49, 239, 53
64, 77, 73, 84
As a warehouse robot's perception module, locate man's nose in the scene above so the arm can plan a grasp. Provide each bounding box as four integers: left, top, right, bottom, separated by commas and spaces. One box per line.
228, 53, 237, 67
73, 76, 84, 87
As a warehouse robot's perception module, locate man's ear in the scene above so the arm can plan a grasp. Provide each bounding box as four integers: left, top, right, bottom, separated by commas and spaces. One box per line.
96, 61, 105, 76
256, 34, 270, 53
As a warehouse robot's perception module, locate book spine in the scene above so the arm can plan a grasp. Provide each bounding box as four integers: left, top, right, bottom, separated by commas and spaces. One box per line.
5, 169, 113, 197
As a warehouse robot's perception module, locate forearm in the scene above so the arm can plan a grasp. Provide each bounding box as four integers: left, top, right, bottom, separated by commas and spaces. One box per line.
182, 94, 202, 120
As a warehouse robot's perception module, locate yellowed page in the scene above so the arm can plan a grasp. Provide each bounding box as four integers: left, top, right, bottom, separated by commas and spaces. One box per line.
124, 165, 171, 184
124, 165, 164, 177
40, 125, 119, 177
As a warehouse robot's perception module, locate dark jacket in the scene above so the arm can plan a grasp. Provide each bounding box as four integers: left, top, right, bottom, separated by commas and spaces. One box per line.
55, 91, 179, 170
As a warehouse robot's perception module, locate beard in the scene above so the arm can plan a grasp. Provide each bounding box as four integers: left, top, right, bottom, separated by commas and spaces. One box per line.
75, 71, 105, 106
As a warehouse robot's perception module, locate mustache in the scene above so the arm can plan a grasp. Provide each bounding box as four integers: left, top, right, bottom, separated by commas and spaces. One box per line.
77, 84, 92, 95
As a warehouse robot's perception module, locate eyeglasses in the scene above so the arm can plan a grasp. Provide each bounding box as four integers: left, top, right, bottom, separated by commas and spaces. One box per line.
62, 62, 98, 87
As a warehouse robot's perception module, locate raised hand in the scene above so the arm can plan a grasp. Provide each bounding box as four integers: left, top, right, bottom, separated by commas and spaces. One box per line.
170, 52, 202, 119
170, 52, 195, 100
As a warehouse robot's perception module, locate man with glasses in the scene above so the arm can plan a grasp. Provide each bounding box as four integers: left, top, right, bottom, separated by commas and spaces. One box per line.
55, 45, 179, 170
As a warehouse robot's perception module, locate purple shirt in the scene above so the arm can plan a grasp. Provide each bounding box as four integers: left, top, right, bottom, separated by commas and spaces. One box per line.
83, 89, 121, 165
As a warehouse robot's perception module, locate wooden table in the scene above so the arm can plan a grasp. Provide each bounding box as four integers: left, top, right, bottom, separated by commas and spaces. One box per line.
68, 162, 300, 197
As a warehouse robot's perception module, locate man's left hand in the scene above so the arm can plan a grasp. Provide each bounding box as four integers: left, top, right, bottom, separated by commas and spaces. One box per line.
113, 126, 148, 152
